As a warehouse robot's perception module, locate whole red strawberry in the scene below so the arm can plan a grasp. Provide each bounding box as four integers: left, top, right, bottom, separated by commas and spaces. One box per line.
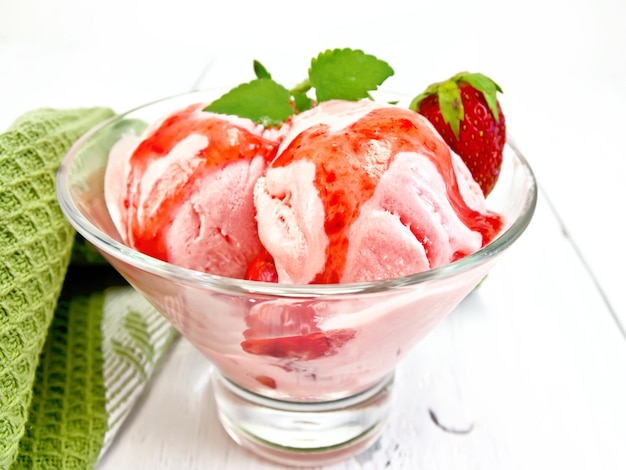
410, 72, 505, 196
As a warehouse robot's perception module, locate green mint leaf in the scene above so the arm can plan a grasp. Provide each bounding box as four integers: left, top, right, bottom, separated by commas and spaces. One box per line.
309, 48, 394, 102
253, 60, 272, 79
292, 92, 313, 113
204, 78, 294, 127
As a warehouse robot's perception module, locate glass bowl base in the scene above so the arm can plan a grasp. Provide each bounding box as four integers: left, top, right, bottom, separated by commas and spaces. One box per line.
212, 372, 394, 467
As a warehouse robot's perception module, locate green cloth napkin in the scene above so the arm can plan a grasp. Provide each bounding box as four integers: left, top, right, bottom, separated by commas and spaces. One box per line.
0, 108, 178, 469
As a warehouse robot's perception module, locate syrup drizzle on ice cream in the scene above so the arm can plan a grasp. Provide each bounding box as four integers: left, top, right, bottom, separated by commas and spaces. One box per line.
107, 100, 503, 285
112, 103, 280, 278
255, 101, 503, 284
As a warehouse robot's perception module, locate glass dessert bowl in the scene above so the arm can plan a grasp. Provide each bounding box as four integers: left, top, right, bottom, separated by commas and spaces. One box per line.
56, 89, 537, 467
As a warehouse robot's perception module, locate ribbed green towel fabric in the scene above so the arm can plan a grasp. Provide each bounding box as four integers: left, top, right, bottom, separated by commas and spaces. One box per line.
0, 108, 178, 469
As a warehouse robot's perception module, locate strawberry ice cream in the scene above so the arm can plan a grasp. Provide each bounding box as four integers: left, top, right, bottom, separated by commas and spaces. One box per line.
254, 99, 502, 284
103, 96, 505, 399
61, 50, 536, 463
104, 102, 280, 279
105, 98, 502, 283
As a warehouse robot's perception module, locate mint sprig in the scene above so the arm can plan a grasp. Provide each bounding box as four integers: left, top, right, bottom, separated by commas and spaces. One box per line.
204, 48, 395, 126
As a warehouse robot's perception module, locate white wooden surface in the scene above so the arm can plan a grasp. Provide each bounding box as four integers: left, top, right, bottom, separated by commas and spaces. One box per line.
1, 1, 625, 468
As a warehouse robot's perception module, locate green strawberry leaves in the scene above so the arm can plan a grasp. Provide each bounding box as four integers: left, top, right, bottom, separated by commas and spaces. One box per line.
409, 71, 503, 140
204, 48, 394, 126
460, 72, 502, 122
437, 80, 464, 140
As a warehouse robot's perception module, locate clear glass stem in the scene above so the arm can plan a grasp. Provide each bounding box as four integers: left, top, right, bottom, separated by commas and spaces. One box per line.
212, 371, 395, 467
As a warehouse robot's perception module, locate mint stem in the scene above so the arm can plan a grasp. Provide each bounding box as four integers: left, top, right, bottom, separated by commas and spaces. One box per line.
290, 79, 311, 95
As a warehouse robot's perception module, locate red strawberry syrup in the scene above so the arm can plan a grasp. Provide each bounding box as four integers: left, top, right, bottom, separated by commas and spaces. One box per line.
271, 107, 503, 284
124, 103, 278, 262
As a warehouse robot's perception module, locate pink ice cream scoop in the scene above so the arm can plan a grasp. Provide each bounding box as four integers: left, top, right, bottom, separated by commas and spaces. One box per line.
104, 103, 281, 279
254, 100, 503, 284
